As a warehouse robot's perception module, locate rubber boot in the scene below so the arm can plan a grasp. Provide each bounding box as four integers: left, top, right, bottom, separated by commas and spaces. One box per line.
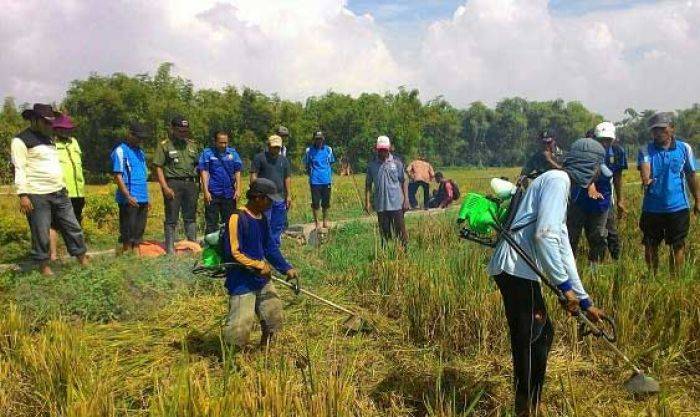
184, 221, 197, 242
164, 223, 176, 254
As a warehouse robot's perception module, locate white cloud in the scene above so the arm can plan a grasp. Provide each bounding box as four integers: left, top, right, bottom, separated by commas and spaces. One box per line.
418, 0, 700, 118
0, 0, 698, 118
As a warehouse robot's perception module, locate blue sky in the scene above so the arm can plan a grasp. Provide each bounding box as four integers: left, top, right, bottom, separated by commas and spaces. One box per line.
347, 0, 657, 22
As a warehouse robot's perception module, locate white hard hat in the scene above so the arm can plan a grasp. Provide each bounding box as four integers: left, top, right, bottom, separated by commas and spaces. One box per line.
594, 121, 616, 140
376, 135, 391, 150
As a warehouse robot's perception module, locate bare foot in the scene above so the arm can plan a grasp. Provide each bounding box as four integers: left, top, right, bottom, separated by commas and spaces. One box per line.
77, 254, 90, 267
40, 264, 54, 276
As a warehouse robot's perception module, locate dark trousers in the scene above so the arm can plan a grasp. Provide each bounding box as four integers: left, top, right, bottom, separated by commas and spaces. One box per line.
164, 179, 199, 254
51, 197, 85, 227
377, 210, 408, 247
494, 273, 554, 413
119, 203, 149, 245
204, 196, 236, 234
606, 204, 620, 260
567, 204, 609, 262
408, 181, 429, 209
27, 189, 87, 262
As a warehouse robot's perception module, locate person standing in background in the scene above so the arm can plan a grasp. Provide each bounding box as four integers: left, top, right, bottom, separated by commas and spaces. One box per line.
251, 135, 291, 247
49, 114, 86, 261
153, 115, 201, 254
303, 131, 336, 230
11, 104, 88, 275
199, 130, 243, 234
111, 123, 150, 254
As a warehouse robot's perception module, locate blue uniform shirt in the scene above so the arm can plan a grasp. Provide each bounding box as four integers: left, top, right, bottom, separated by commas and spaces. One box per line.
303, 145, 336, 185
638, 138, 696, 213
198, 147, 243, 198
111, 142, 149, 204
574, 145, 627, 213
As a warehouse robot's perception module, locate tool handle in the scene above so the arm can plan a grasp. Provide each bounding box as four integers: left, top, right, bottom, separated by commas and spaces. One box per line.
270, 275, 357, 316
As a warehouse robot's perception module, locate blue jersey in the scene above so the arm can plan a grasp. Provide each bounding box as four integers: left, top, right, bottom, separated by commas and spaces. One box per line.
303, 145, 336, 185
198, 147, 243, 198
573, 145, 627, 212
638, 138, 696, 213
111, 142, 149, 204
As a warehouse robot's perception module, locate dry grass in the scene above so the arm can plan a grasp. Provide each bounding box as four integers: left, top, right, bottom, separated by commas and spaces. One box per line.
1, 167, 699, 416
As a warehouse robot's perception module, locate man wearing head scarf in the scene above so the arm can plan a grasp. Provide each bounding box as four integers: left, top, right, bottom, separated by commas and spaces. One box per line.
488, 138, 606, 417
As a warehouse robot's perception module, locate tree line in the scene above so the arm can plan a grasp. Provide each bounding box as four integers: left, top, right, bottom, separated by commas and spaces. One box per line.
2, 62, 699, 183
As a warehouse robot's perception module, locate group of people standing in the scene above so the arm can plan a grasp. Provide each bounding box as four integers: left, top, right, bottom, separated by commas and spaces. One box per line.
495, 114, 698, 416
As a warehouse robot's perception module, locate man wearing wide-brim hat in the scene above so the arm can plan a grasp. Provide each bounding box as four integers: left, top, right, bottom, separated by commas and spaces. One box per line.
10, 104, 89, 275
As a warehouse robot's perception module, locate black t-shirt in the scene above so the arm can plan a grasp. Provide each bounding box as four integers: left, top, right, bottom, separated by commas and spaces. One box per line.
251, 151, 290, 200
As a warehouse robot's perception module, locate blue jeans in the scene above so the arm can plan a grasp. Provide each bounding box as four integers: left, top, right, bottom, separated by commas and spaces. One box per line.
265, 200, 287, 247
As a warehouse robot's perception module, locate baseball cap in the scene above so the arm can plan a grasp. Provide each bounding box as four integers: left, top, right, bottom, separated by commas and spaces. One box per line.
647, 112, 673, 130
129, 122, 149, 139
268, 134, 283, 147
594, 121, 616, 140
313, 131, 325, 140
376, 135, 391, 150
171, 115, 189, 128
249, 178, 283, 202
21, 103, 60, 121
276, 126, 289, 136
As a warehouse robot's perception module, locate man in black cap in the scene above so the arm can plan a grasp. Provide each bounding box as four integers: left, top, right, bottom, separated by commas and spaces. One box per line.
521, 130, 564, 178
153, 115, 201, 254
10, 104, 89, 275
276, 126, 289, 157
637, 112, 698, 274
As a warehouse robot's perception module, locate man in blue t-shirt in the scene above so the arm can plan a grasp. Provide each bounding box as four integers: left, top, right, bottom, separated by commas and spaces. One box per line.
199, 131, 243, 234
111, 123, 150, 254
638, 112, 699, 274
567, 124, 616, 263
302, 131, 336, 230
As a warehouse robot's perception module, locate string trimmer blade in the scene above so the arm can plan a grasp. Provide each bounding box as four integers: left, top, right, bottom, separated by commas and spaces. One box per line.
342, 315, 371, 333
623, 371, 660, 394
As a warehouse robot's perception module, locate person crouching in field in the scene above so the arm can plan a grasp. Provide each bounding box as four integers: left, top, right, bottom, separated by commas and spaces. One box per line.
488, 138, 606, 417
111, 123, 150, 254
638, 112, 699, 275
11, 104, 89, 276
49, 114, 86, 261
222, 178, 299, 349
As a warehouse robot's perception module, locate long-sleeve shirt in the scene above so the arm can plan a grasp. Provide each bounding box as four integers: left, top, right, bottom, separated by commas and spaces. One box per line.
488, 169, 592, 308
223, 208, 292, 295
11, 129, 65, 195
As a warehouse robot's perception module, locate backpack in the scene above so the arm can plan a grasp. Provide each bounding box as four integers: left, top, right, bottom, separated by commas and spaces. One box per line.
449, 180, 461, 200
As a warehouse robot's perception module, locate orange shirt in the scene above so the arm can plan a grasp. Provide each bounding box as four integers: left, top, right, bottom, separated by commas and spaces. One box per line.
407, 160, 435, 183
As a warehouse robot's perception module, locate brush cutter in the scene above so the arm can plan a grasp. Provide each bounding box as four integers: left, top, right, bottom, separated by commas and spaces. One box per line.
457, 178, 660, 395
192, 262, 368, 333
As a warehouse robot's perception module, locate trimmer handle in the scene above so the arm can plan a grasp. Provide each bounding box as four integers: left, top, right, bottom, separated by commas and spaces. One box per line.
577, 314, 617, 343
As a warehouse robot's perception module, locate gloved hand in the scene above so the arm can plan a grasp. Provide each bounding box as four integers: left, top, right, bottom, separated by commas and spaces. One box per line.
285, 268, 300, 294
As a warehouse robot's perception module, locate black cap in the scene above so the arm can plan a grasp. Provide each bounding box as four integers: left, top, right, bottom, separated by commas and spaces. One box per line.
171, 115, 189, 128
648, 112, 673, 130
276, 126, 289, 136
249, 178, 283, 202
313, 131, 325, 140
129, 122, 149, 139
539, 129, 555, 142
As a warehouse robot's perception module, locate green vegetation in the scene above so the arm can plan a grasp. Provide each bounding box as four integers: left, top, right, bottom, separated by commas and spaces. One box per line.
2, 63, 700, 185
0, 169, 698, 416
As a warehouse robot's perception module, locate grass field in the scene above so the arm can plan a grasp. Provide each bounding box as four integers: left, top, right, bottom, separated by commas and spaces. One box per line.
0, 167, 698, 416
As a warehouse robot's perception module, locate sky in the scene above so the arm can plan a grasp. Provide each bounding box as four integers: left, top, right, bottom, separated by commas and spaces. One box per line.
0, 0, 697, 120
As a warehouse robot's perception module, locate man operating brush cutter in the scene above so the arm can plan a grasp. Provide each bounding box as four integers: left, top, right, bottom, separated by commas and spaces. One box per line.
459, 138, 659, 417
218, 178, 299, 349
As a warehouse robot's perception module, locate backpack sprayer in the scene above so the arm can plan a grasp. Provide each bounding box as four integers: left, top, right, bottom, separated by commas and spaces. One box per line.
192, 230, 368, 333
457, 176, 660, 395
